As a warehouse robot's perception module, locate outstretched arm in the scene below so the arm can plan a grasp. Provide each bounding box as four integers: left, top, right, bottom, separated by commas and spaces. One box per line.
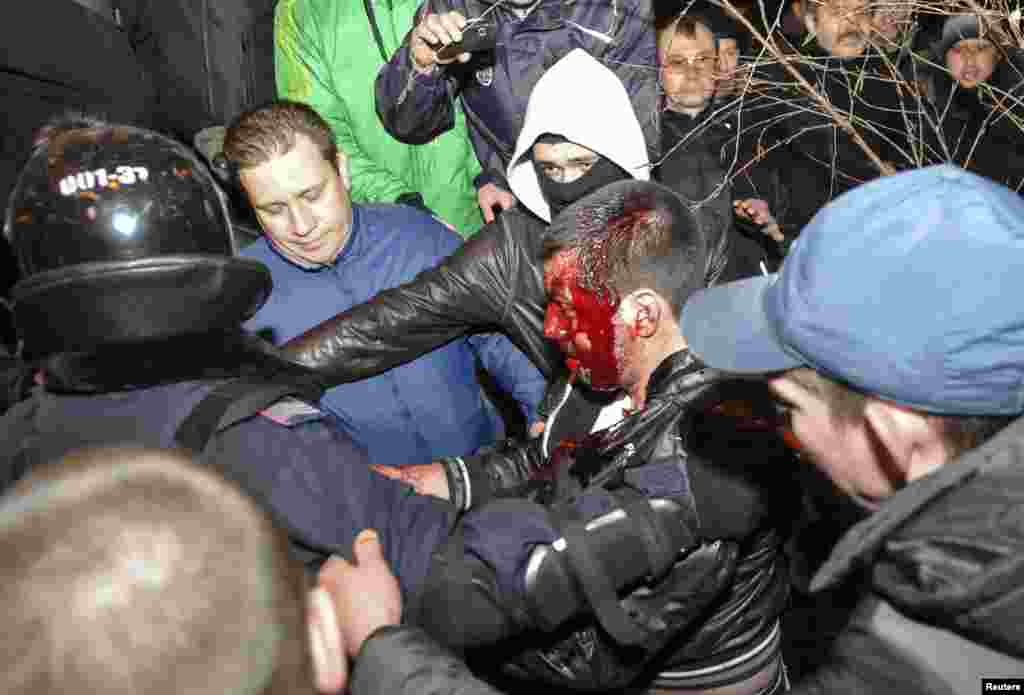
281, 215, 559, 385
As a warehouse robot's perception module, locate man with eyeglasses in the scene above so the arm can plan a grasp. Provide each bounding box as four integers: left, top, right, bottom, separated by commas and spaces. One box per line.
655, 9, 778, 282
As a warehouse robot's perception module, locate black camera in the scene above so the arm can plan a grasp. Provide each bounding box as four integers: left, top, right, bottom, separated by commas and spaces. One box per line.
434, 22, 496, 59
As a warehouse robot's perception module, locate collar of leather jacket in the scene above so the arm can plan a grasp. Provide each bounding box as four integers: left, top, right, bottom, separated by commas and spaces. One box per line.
645, 350, 716, 401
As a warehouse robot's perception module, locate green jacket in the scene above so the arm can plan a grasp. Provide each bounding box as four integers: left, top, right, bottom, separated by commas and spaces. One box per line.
275, 0, 483, 236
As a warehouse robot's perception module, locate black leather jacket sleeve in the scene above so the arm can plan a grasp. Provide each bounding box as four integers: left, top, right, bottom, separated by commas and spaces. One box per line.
441, 437, 544, 512
281, 209, 561, 385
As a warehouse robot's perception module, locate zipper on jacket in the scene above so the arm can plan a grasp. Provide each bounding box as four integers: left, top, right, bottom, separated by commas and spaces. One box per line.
541, 379, 574, 459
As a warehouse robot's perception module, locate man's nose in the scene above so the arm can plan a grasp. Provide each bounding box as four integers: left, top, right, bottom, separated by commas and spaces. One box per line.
679, 61, 707, 77
292, 203, 317, 236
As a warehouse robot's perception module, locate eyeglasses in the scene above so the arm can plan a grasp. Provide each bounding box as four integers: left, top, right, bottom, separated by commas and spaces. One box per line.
663, 55, 718, 74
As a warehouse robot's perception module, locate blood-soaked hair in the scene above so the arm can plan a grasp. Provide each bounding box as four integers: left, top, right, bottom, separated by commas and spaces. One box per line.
543, 180, 706, 315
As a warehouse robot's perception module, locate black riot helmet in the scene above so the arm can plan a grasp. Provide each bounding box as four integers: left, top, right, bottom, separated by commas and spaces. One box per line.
5, 120, 271, 357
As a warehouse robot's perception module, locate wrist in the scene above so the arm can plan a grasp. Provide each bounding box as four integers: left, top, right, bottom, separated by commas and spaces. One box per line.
410, 49, 438, 76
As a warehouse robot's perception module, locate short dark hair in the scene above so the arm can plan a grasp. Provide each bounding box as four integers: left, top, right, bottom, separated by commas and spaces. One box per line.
224, 100, 338, 171
0, 446, 313, 695
789, 367, 1014, 456
658, 13, 707, 37
543, 180, 706, 315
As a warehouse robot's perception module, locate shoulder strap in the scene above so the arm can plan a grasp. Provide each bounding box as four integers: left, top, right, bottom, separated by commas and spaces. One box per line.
173, 378, 316, 456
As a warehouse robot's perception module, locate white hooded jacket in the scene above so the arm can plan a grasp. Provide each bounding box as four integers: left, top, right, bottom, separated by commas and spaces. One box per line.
506, 48, 651, 223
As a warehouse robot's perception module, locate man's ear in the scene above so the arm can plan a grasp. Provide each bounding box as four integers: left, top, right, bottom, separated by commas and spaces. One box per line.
863, 400, 947, 484
336, 152, 351, 191
625, 290, 662, 339
308, 586, 347, 694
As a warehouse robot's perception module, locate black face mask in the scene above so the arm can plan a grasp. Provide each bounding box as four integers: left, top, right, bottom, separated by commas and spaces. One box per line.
534, 156, 631, 218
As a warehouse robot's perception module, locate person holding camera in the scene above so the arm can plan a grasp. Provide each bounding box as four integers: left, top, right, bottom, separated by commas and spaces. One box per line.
375, 0, 660, 224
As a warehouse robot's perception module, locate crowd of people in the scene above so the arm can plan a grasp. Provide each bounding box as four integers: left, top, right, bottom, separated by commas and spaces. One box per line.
2, 0, 1024, 693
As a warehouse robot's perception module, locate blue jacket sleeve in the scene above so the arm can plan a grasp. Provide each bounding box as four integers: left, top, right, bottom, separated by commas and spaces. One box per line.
601, 0, 661, 159
468, 332, 546, 425
213, 413, 457, 601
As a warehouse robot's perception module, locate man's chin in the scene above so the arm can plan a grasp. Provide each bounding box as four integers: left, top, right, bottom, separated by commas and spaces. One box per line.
832, 38, 868, 58
668, 96, 711, 113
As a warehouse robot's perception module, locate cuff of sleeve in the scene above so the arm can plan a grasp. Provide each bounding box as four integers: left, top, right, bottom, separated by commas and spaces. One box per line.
473, 169, 508, 191
441, 456, 472, 512
406, 44, 440, 78
465, 455, 500, 509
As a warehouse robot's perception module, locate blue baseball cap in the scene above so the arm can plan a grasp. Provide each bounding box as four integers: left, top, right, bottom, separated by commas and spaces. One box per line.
682, 165, 1024, 415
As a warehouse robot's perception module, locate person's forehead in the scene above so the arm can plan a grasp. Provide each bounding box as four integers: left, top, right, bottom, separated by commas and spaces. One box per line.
532, 141, 599, 164
814, 0, 868, 16
663, 24, 716, 56
241, 134, 331, 201
951, 36, 995, 52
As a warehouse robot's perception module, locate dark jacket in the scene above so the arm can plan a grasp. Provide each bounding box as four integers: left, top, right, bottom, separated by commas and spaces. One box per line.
352, 625, 503, 695
740, 47, 931, 236
929, 51, 1024, 192
0, 334, 457, 605
447, 352, 795, 689
791, 415, 1024, 693
3, 331, 712, 666
284, 205, 562, 382
374, 0, 659, 191
657, 105, 779, 280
